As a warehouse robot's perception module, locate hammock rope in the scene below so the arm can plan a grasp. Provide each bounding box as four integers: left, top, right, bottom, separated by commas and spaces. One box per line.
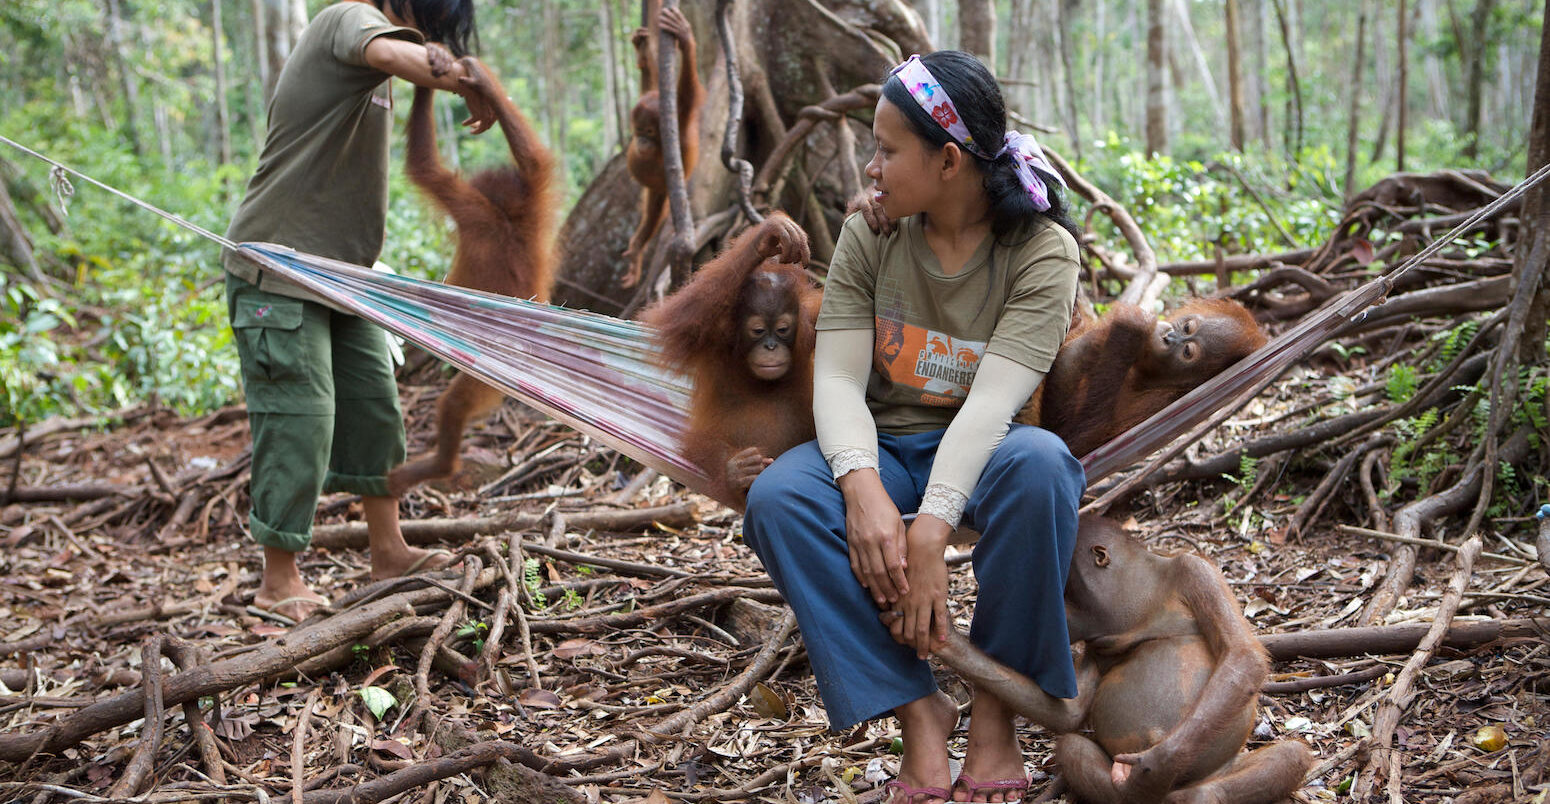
5, 134, 1548, 497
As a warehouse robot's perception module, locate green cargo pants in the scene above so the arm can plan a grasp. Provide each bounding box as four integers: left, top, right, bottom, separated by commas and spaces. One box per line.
226, 274, 406, 552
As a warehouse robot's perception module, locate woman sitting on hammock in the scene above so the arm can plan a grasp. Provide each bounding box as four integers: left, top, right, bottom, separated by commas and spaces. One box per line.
742, 52, 1085, 804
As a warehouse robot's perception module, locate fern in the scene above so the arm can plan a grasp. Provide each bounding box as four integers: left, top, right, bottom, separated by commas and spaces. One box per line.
1385, 364, 1418, 404
523, 557, 547, 609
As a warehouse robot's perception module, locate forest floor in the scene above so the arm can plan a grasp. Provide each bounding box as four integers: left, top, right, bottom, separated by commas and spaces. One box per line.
0, 352, 1546, 804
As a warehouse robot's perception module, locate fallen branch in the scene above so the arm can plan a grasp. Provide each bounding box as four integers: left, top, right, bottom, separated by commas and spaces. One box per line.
1353, 534, 1481, 799
1256, 616, 1546, 661
309, 503, 697, 550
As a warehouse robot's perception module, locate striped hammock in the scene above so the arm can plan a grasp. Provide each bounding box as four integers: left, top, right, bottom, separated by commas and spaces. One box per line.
234, 148, 1537, 503
234, 243, 718, 501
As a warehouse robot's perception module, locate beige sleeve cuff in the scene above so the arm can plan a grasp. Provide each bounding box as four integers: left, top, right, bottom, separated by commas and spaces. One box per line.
813, 328, 879, 479
924, 353, 1046, 526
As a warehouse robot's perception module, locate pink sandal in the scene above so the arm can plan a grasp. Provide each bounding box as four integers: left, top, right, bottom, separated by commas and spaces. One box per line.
952, 773, 1030, 802
885, 780, 953, 803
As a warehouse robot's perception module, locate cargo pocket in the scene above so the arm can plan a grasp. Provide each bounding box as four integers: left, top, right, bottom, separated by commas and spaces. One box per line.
232, 296, 307, 384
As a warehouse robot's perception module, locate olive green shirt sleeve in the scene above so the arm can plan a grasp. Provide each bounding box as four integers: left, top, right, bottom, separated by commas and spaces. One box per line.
983, 224, 1082, 373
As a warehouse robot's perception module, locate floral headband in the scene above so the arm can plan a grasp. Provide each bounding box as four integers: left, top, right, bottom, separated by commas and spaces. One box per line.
889, 54, 1067, 211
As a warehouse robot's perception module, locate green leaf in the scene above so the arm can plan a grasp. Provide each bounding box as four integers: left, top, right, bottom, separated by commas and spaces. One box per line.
359, 685, 398, 720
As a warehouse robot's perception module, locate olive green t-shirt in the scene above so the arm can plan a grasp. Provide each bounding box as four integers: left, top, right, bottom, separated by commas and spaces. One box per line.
222, 2, 421, 299
817, 212, 1080, 434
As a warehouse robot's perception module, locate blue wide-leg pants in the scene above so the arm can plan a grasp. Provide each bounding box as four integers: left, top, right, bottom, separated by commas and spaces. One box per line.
743, 425, 1085, 730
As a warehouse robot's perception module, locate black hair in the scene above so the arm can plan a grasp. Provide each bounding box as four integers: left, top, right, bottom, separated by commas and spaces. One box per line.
880, 50, 1081, 247
378, 0, 479, 57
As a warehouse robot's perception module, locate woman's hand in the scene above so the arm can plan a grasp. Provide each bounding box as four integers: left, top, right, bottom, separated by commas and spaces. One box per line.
838, 470, 907, 608
886, 515, 952, 657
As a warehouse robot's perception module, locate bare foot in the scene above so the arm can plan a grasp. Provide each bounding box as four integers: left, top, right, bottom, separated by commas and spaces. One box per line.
253, 587, 330, 622
953, 692, 1028, 802
892, 691, 961, 801
370, 546, 459, 581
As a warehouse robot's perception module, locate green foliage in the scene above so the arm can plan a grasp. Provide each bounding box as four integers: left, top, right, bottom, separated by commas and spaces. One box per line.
1429, 320, 1482, 371
1386, 364, 1419, 405
561, 587, 584, 611
1221, 452, 1260, 493
1388, 408, 1445, 494
522, 557, 547, 609
1073, 136, 1341, 276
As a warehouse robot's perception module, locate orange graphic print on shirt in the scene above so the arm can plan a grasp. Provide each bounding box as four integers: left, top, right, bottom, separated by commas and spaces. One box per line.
875, 316, 986, 407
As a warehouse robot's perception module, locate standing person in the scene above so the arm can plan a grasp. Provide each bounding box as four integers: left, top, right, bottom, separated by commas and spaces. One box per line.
743, 51, 1086, 804
222, 0, 493, 622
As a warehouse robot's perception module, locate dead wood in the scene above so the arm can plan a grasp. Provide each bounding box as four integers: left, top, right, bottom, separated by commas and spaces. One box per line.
308, 502, 698, 550
1354, 535, 1481, 799
304, 739, 582, 804
1257, 616, 1547, 660
0, 586, 444, 762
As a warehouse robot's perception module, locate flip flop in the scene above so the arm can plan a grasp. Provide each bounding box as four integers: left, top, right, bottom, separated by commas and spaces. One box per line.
395, 549, 459, 578
951, 773, 1030, 803
885, 780, 952, 804
249, 594, 333, 624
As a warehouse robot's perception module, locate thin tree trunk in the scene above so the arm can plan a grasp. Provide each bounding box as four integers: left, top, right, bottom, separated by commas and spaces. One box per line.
0, 181, 43, 283
1245, 0, 1270, 147
1344, 0, 1371, 199
959, 0, 993, 65
1369, 15, 1394, 164
1169, 0, 1225, 136
212, 0, 232, 167
1419, 0, 1450, 119
1516, 6, 1550, 363
1058, 0, 1082, 160
1005, 0, 1033, 116
1225, 0, 1245, 151
1145, 0, 1167, 155
1270, 0, 1303, 158
1397, 0, 1409, 171
542, 0, 566, 190
251, 0, 269, 102
599, 0, 622, 157
102, 0, 143, 157
1463, 0, 1498, 159
1090, 0, 1106, 140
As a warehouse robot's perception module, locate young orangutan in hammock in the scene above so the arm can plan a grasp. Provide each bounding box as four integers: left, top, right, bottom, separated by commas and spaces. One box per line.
644, 213, 817, 509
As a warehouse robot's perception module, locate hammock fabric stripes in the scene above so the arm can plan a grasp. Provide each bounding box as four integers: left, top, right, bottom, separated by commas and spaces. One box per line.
233, 241, 1414, 497
234, 243, 720, 502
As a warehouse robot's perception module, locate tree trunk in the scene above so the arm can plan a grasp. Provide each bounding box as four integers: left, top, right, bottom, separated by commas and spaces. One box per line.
1245, 0, 1270, 148
1419, 0, 1449, 118
101, 0, 143, 157
542, 0, 566, 191
1463, 0, 1498, 159
1145, 0, 1167, 155
1397, 0, 1409, 171
1343, 0, 1371, 199
0, 181, 43, 283
1516, 7, 1550, 363
958, 0, 994, 66
599, 0, 622, 157
1170, 0, 1225, 138
1369, 14, 1394, 164
1005, 0, 1034, 116
1088, 0, 1105, 142
1059, 0, 1083, 159
550, 0, 929, 315
211, 0, 232, 167
1271, 0, 1303, 158
1225, 0, 1245, 151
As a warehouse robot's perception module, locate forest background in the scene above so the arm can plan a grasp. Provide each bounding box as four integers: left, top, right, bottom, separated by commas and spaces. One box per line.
0, 0, 1544, 428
